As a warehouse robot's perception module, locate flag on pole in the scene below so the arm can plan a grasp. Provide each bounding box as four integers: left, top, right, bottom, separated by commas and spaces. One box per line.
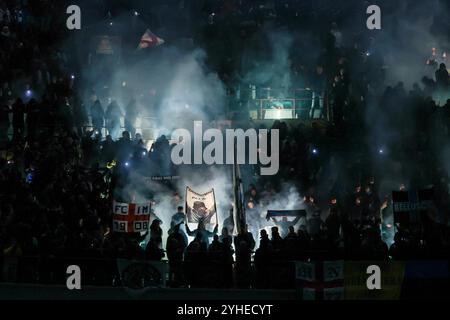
113, 201, 151, 233
138, 29, 165, 49
185, 187, 218, 225
232, 139, 246, 235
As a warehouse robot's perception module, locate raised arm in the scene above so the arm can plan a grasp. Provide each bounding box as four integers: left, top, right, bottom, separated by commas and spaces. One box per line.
185, 224, 195, 236
291, 216, 301, 226
205, 224, 218, 237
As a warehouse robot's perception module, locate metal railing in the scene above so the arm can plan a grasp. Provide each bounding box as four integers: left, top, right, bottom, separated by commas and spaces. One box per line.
0, 253, 297, 289
244, 88, 330, 121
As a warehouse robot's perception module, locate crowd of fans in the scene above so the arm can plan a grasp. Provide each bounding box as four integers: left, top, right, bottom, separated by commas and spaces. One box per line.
0, 0, 449, 289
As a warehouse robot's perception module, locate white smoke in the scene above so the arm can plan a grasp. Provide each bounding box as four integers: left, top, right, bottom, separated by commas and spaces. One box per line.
243, 27, 294, 92
107, 46, 226, 137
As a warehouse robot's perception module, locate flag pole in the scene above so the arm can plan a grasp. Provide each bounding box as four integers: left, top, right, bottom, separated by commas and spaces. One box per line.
184, 186, 189, 225
212, 188, 219, 226
232, 138, 246, 236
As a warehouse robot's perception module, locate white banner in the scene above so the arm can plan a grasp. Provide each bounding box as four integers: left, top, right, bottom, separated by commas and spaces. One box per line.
185, 187, 217, 225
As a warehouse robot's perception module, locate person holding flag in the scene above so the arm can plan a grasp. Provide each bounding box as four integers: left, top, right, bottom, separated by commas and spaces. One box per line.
186, 219, 218, 246
266, 210, 307, 238
270, 216, 302, 238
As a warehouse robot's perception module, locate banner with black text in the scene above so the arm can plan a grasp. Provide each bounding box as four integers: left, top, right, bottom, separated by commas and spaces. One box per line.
113, 201, 152, 233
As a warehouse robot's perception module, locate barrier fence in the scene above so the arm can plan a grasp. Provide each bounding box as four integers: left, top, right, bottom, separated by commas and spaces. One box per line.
1, 252, 449, 299
1, 87, 331, 142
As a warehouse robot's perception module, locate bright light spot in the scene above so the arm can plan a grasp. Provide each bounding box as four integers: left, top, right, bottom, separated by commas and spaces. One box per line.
379, 148, 384, 154
312, 148, 318, 155
134, 11, 139, 16
125, 162, 130, 167
109, 22, 113, 26
142, 151, 147, 156
71, 74, 75, 79
122, 81, 127, 87
25, 90, 32, 97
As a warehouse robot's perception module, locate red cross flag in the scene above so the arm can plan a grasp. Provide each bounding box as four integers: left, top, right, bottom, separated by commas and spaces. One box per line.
138, 29, 165, 49
113, 201, 152, 233
295, 261, 344, 300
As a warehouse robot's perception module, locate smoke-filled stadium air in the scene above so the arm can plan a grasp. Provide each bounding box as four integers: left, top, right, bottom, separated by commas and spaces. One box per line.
0, 0, 449, 300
